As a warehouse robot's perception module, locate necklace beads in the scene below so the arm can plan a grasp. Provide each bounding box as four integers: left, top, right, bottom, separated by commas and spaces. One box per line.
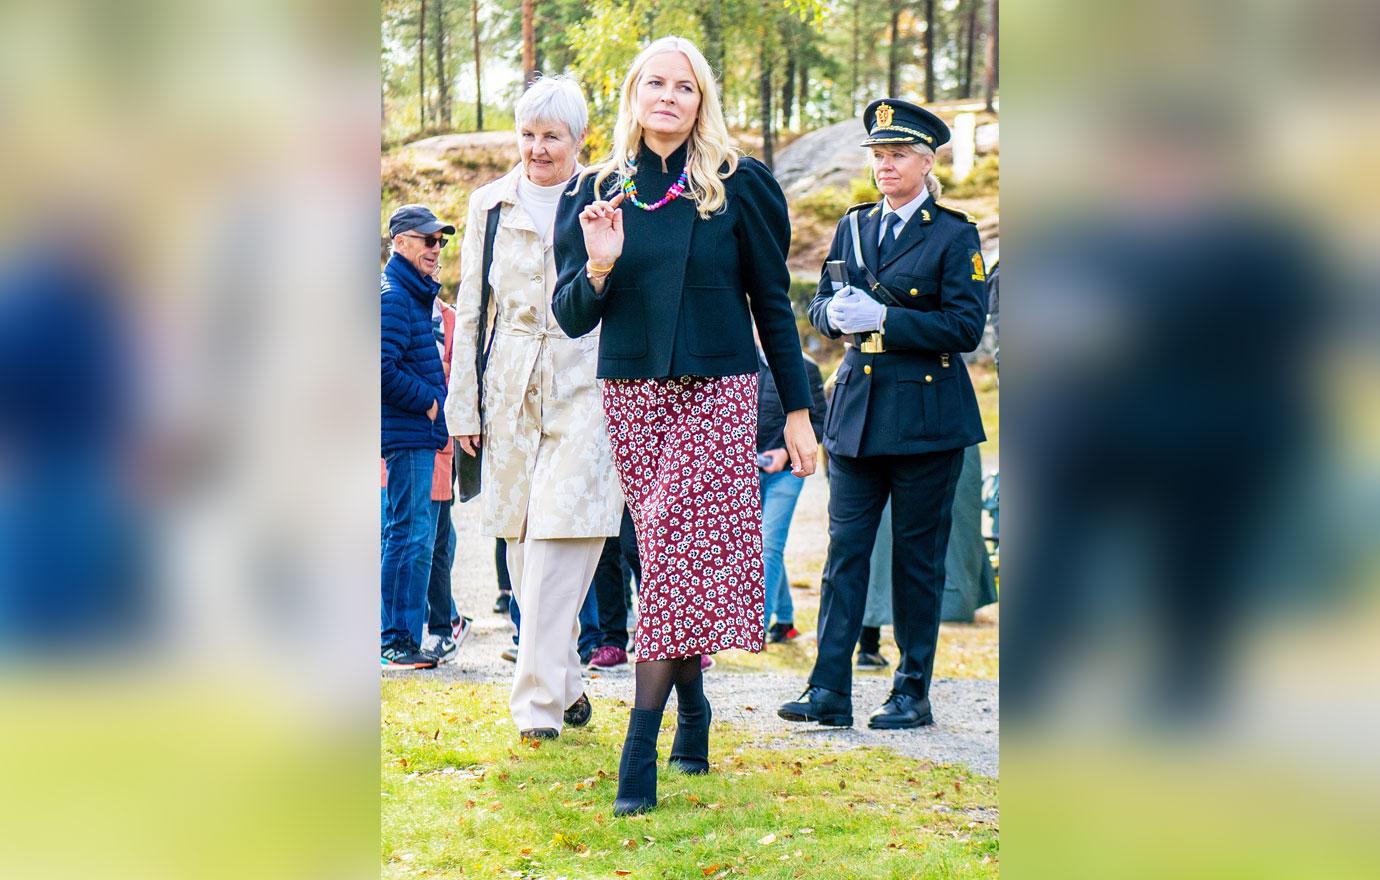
621, 161, 690, 212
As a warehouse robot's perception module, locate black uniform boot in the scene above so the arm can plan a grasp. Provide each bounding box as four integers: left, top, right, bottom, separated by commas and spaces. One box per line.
668, 697, 712, 774
613, 708, 662, 816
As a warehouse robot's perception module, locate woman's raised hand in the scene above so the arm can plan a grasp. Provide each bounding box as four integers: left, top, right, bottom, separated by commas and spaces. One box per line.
579, 191, 626, 267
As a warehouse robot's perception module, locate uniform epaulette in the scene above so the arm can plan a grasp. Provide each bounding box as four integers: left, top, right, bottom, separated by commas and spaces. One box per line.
847, 202, 880, 218
935, 203, 975, 223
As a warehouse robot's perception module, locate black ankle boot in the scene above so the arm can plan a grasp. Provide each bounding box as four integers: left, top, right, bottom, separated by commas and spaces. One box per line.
613, 708, 662, 816
668, 696, 711, 774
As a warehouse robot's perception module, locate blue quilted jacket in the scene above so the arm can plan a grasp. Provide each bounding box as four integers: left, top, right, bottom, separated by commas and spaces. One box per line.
381, 253, 448, 454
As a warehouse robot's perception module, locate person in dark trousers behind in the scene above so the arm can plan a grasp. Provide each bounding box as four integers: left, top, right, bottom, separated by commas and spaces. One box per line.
756, 340, 827, 644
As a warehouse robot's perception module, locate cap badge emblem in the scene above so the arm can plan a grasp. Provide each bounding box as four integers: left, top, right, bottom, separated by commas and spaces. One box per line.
875, 102, 894, 129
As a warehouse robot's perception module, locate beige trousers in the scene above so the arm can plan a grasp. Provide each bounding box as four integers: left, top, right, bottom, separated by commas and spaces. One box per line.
507, 536, 605, 731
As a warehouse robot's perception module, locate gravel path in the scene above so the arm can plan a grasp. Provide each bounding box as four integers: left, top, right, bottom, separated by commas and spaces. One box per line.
389, 471, 999, 780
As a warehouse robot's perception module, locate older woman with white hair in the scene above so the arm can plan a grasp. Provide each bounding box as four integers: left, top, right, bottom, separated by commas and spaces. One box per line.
779, 98, 988, 734
445, 76, 623, 742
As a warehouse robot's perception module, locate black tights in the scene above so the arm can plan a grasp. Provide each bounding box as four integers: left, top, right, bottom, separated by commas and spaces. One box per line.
633, 656, 706, 714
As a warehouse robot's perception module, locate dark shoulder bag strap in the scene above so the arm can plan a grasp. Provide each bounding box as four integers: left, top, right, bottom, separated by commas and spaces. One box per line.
475, 204, 502, 405
847, 209, 905, 308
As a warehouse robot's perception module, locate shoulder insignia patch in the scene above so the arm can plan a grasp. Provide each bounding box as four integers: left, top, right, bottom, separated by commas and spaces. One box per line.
970, 250, 987, 282
936, 203, 975, 223
846, 202, 879, 217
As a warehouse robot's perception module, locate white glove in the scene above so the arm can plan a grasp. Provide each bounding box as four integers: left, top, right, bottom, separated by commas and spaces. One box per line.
831, 289, 886, 334
825, 285, 867, 333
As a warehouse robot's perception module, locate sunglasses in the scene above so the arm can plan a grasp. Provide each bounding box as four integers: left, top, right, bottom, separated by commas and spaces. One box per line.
403, 232, 448, 249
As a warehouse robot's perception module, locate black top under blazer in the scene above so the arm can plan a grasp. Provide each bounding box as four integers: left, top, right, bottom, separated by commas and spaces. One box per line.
808, 199, 988, 458
552, 141, 812, 414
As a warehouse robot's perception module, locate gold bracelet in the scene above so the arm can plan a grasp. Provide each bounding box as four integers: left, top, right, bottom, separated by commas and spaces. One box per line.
586, 259, 616, 275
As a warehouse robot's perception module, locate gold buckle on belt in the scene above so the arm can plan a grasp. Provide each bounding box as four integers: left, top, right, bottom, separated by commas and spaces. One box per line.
859, 332, 885, 354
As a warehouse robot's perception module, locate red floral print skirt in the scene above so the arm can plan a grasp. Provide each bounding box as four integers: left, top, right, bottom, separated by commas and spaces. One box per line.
601, 374, 765, 660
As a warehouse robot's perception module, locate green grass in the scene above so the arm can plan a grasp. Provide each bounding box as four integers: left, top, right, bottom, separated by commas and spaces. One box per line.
383, 681, 998, 879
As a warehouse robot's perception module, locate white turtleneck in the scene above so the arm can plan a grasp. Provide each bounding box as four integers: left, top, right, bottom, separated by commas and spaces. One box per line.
516, 173, 570, 244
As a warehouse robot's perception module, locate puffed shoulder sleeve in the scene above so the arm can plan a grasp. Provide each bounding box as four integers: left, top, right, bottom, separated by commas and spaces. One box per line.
733, 157, 811, 413
552, 174, 605, 338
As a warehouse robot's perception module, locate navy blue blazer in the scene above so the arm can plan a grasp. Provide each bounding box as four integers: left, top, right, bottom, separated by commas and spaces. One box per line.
552, 141, 812, 413
808, 199, 987, 457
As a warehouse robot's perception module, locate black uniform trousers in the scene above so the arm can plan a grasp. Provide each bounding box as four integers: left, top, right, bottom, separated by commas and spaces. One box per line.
809, 447, 964, 700
592, 507, 642, 650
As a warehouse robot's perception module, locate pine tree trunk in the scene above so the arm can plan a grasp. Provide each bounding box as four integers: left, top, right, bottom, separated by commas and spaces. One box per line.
887, 3, 901, 98
924, 0, 936, 102
781, 33, 796, 132
521, 0, 536, 88
758, 7, 774, 171
963, 0, 977, 98
701, 1, 725, 85
850, 0, 860, 116
472, 0, 484, 129
983, 0, 998, 112
434, 0, 448, 128
797, 60, 808, 128
418, 0, 427, 134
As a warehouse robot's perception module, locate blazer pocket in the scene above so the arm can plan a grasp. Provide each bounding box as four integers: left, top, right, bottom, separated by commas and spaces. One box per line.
897, 367, 955, 440
684, 285, 750, 357
601, 286, 647, 359
824, 362, 852, 440
893, 274, 940, 303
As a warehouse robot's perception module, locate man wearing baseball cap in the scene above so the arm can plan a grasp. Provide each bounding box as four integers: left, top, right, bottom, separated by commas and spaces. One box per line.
381, 204, 456, 669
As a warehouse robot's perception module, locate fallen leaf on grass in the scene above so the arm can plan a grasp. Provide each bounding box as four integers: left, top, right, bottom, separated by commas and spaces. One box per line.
744, 706, 756, 712
758, 833, 777, 846
615, 871, 632, 876
798, 828, 814, 834
549, 781, 563, 792
702, 865, 722, 876
953, 781, 962, 793
433, 728, 440, 740
839, 779, 846, 790
621, 838, 638, 849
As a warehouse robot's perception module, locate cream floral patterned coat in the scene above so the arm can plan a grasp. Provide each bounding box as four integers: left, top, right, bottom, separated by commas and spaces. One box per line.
444, 165, 623, 539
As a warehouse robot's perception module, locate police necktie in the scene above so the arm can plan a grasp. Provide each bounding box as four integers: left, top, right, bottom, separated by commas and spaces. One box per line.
879, 212, 903, 264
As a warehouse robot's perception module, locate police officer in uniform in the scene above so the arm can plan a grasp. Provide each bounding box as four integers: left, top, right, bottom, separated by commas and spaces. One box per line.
779, 98, 988, 729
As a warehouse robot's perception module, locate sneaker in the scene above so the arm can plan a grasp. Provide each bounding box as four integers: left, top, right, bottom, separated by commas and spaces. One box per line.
856, 651, 890, 670
493, 592, 511, 615
422, 633, 458, 664
500, 646, 518, 663
451, 615, 474, 648
381, 645, 437, 669
700, 654, 715, 671
587, 645, 628, 669
768, 623, 800, 643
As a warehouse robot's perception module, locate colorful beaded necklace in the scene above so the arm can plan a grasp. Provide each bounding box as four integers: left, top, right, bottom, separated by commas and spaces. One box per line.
621, 158, 690, 212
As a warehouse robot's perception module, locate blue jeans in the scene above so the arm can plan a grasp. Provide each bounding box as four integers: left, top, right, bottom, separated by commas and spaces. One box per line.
509, 569, 601, 659
426, 496, 458, 636
381, 448, 439, 650
761, 468, 806, 630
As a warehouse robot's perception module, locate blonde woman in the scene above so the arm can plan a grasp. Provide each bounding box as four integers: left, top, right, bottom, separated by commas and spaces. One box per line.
446, 77, 624, 742
553, 36, 817, 816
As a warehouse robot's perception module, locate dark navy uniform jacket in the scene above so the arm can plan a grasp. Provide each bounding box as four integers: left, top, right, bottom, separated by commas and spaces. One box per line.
807, 199, 987, 458
552, 140, 812, 413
